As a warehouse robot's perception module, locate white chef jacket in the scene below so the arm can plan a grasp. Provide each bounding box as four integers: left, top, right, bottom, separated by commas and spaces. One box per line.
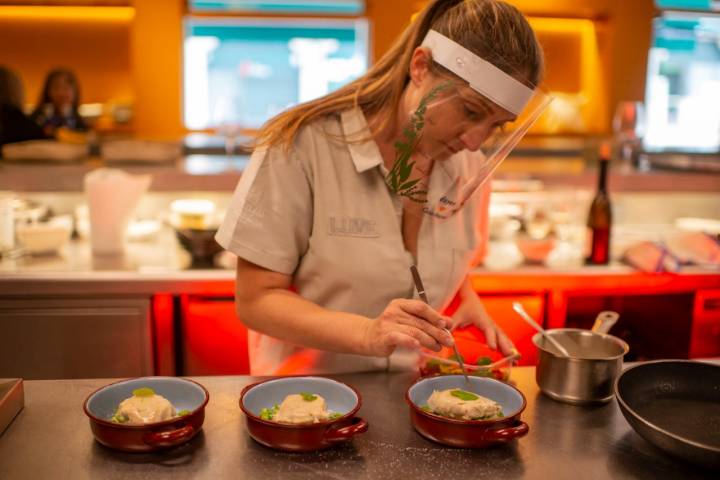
216, 107, 489, 375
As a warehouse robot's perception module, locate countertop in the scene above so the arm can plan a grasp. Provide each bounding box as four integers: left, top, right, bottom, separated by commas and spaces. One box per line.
1, 229, 718, 296
0, 367, 714, 480
2, 154, 720, 192
0, 228, 720, 296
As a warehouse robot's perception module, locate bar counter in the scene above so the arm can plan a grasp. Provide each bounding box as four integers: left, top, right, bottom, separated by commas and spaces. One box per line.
0, 366, 714, 480
1, 232, 717, 296
2, 154, 720, 192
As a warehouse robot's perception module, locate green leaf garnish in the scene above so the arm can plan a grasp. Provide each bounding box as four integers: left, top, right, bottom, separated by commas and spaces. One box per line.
476, 356, 492, 366
299, 392, 317, 402
178, 409, 191, 416
329, 412, 343, 420
132, 387, 155, 397
110, 409, 128, 423
450, 353, 465, 365
259, 404, 279, 421
450, 389, 479, 401
419, 405, 432, 412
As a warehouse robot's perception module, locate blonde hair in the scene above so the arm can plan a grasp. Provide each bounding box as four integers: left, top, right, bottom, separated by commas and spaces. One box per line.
255, 0, 544, 150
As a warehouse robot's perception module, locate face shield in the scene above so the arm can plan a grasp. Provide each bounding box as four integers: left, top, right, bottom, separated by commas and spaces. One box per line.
385, 30, 553, 219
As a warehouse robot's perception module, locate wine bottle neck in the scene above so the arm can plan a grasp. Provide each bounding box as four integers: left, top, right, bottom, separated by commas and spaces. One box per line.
597, 158, 609, 193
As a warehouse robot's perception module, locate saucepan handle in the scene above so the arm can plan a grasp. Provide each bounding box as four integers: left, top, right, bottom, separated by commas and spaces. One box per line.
482, 421, 529, 442
592, 311, 619, 334
143, 425, 195, 447
323, 417, 368, 443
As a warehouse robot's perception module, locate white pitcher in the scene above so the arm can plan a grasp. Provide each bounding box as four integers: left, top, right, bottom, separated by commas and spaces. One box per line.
84, 168, 151, 255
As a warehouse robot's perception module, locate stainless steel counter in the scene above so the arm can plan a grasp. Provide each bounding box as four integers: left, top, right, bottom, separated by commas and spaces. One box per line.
2, 154, 719, 192
0, 367, 714, 480
1, 230, 717, 296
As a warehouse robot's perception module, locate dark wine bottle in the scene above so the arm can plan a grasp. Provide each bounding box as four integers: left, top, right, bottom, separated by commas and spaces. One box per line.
587, 142, 612, 265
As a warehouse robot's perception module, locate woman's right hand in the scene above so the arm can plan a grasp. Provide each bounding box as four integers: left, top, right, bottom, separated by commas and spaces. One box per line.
363, 299, 455, 357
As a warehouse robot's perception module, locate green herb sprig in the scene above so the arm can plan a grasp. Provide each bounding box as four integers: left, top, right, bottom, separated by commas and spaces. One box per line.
260, 404, 279, 421
450, 389, 479, 401
132, 387, 155, 397
386, 82, 451, 202
299, 392, 318, 402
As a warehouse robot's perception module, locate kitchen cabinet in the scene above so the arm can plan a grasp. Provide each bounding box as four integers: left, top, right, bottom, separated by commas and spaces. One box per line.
690, 289, 720, 358
564, 293, 695, 362
179, 295, 250, 376
0, 297, 152, 379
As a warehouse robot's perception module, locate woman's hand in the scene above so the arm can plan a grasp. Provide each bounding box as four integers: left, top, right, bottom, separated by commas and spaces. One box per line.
452, 280, 516, 357
363, 299, 455, 357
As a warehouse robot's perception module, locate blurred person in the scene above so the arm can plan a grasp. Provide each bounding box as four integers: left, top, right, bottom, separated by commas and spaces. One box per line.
30, 68, 87, 137
0, 66, 45, 155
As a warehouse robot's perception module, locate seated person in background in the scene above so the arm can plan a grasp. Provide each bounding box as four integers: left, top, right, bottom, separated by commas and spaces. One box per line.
30, 68, 87, 137
0, 66, 45, 154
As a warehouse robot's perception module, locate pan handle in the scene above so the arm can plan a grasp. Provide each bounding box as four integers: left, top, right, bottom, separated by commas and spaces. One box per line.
323, 417, 368, 443
482, 421, 529, 442
143, 425, 195, 447
592, 311, 619, 334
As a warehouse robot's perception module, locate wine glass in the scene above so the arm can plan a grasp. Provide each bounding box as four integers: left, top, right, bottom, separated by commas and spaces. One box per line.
213, 95, 244, 157
612, 101, 646, 172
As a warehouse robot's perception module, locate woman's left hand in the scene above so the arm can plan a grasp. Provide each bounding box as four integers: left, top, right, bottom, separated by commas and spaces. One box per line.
451, 284, 517, 358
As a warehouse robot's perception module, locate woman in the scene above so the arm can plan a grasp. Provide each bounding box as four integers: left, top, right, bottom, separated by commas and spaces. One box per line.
216, 0, 545, 375
0, 66, 45, 154
30, 68, 87, 137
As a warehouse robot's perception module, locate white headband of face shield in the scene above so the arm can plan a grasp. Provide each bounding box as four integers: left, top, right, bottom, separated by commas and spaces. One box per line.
420, 29, 534, 115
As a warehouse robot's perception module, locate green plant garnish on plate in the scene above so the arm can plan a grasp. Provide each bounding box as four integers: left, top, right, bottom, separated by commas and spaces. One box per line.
260, 404, 279, 421
132, 387, 155, 397
450, 389, 479, 401
299, 392, 317, 401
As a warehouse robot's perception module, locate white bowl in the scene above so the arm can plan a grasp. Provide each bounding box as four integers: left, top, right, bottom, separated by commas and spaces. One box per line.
16, 215, 73, 253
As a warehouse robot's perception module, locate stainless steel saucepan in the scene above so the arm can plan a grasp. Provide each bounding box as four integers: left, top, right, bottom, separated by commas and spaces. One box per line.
532, 312, 629, 405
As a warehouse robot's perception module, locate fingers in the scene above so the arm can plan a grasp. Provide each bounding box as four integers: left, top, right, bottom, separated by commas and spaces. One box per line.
480, 322, 516, 357
397, 324, 445, 351
384, 330, 420, 351
396, 299, 449, 329
396, 315, 453, 348
383, 299, 453, 348
497, 331, 517, 357
482, 323, 498, 350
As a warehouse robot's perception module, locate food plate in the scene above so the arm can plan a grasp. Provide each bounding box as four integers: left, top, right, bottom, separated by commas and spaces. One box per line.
406, 375, 528, 448
240, 376, 368, 452
83, 377, 209, 452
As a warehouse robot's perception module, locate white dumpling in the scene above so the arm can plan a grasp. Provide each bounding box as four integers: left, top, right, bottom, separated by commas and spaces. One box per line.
427, 389, 502, 420
274, 394, 330, 424
116, 394, 177, 425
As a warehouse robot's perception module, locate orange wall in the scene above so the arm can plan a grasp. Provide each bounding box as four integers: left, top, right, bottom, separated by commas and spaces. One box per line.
0, 6, 133, 107
130, 0, 184, 140
0, 0, 655, 138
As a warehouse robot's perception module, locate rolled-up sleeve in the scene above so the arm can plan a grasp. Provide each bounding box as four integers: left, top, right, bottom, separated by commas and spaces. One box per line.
216, 144, 313, 275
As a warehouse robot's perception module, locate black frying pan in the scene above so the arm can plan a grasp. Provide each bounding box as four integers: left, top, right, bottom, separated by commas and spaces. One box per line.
615, 360, 720, 470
